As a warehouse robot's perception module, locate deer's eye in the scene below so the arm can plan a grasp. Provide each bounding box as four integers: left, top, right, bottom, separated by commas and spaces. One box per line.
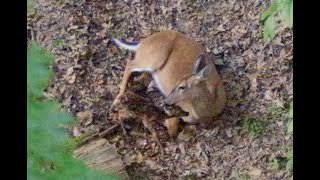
178, 86, 187, 91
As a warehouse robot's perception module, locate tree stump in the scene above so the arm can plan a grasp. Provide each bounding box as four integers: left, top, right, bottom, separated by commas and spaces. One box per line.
73, 138, 129, 180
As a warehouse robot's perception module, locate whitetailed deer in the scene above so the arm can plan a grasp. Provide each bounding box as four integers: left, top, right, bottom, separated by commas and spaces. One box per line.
111, 30, 226, 137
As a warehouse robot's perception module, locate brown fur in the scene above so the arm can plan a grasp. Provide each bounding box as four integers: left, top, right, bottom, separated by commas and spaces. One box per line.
112, 30, 226, 134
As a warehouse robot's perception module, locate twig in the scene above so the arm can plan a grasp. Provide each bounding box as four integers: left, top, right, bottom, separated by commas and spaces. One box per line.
99, 124, 120, 137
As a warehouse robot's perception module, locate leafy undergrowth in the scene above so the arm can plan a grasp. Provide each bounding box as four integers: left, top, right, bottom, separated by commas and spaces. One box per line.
27, 44, 118, 179
261, 0, 293, 42
242, 117, 264, 140
241, 100, 293, 140
27, 0, 33, 14
287, 100, 293, 133
270, 148, 293, 172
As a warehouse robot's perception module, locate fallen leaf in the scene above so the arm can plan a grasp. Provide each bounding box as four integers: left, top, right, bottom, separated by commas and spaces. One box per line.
177, 130, 193, 142
73, 125, 82, 137
67, 25, 79, 32
196, 143, 203, 158
77, 111, 93, 126
213, 58, 224, 65
136, 138, 149, 148
217, 24, 226, 32
62, 95, 72, 107
123, 152, 144, 166
248, 168, 262, 177
66, 67, 74, 75
179, 143, 186, 155
145, 159, 158, 169
272, 37, 284, 46
225, 128, 233, 138
287, 119, 293, 133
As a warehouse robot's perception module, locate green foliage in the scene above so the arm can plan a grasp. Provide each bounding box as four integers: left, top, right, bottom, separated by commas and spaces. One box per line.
27, 43, 118, 179
281, 0, 293, 27
286, 149, 293, 171
63, 131, 97, 153
242, 117, 264, 140
27, 44, 54, 99
185, 0, 193, 5
260, 0, 293, 42
287, 100, 293, 133
287, 101, 293, 118
270, 150, 293, 172
262, 16, 277, 43
271, 159, 280, 171
238, 171, 250, 180
52, 39, 64, 47
27, 0, 34, 14
267, 101, 293, 134
267, 104, 284, 117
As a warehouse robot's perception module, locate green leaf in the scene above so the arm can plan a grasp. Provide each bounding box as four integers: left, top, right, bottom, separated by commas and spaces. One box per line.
52, 39, 64, 47
260, 0, 292, 42
260, 1, 279, 22
286, 149, 293, 171
271, 159, 280, 171
27, 43, 54, 98
27, 0, 34, 14
287, 119, 293, 133
287, 149, 293, 160
238, 172, 250, 180
287, 100, 293, 133
288, 101, 293, 118
263, 16, 277, 42
280, 0, 293, 27
27, 44, 118, 179
286, 159, 293, 171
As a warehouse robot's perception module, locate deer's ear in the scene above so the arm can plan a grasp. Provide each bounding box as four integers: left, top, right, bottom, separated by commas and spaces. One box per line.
197, 65, 212, 79
192, 54, 206, 75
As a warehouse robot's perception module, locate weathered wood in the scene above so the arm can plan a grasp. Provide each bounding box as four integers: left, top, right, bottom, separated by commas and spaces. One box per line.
73, 139, 129, 180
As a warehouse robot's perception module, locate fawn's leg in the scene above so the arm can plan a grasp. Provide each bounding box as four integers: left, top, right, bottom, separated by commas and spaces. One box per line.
141, 115, 164, 155
163, 117, 180, 138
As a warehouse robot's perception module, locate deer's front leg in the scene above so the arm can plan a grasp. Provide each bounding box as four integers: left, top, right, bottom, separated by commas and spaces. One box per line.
111, 60, 134, 109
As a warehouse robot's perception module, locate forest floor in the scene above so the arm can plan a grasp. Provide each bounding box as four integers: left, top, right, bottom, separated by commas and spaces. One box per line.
27, 0, 293, 179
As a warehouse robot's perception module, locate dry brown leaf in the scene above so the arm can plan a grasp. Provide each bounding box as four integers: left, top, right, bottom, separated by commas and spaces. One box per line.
217, 24, 226, 32
248, 167, 262, 177
145, 159, 158, 169
246, 74, 258, 92
179, 143, 186, 155
265, 89, 273, 100
72, 125, 82, 137
272, 37, 284, 46
213, 58, 224, 65
123, 152, 144, 166
274, 98, 284, 108
136, 138, 149, 148
67, 25, 79, 31
62, 95, 72, 107
66, 67, 74, 76
77, 111, 93, 126
177, 130, 193, 142
237, 27, 247, 34
225, 128, 233, 138
196, 143, 203, 158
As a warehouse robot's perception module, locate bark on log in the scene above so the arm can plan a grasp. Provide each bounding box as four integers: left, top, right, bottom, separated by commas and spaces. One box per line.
73, 138, 129, 180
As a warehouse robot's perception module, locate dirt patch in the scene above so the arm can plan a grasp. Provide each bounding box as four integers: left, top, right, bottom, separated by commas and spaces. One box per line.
28, 0, 293, 179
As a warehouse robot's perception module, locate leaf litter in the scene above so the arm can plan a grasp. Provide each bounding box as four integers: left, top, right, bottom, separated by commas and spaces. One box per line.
28, 0, 293, 179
